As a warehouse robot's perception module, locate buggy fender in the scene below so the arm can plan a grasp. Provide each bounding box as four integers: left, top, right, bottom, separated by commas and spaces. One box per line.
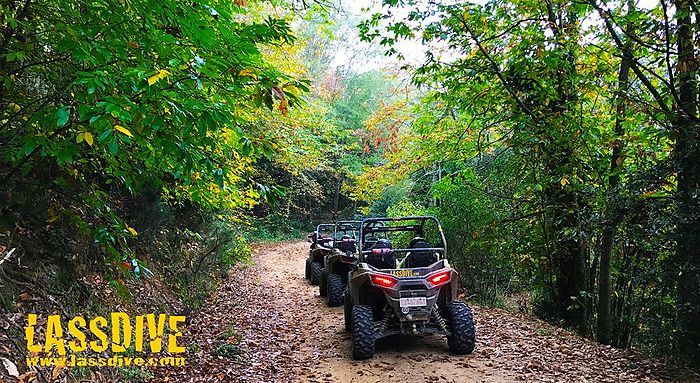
447, 265, 459, 300
311, 247, 331, 264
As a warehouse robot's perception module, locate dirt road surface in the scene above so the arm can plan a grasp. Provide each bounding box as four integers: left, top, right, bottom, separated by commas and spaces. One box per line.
153, 241, 697, 383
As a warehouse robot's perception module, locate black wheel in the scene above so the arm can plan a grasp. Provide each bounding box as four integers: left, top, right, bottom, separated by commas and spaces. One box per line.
351, 305, 375, 360
310, 262, 322, 285
319, 269, 328, 297
446, 301, 476, 355
343, 288, 352, 332
327, 274, 344, 307
305, 259, 311, 280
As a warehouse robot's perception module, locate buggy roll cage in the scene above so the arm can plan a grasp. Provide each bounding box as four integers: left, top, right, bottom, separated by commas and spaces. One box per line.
358, 216, 448, 262
316, 223, 335, 237
332, 220, 360, 249
308, 223, 335, 245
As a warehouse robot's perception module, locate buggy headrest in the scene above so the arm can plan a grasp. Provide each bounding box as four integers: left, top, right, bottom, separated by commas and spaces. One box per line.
371, 248, 393, 256
372, 238, 392, 249
409, 237, 428, 248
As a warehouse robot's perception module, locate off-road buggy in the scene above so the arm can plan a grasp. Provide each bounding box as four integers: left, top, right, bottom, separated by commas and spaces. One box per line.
344, 216, 476, 359
305, 223, 335, 285
319, 221, 361, 307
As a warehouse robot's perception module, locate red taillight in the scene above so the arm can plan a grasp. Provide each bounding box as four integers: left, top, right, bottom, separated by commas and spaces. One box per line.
372, 274, 397, 288
428, 271, 451, 286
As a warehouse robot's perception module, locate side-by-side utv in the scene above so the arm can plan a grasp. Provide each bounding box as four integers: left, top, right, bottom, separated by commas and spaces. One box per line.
344, 216, 476, 359
319, 221, 360, 306
305, 223, 335, 285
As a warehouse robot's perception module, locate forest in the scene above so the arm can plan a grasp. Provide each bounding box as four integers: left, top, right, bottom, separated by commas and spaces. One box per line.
0, 0, 699, 381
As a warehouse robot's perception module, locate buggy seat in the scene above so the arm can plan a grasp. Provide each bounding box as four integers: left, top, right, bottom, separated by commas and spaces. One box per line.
318, 235, 333, 248
405, 237, 438, 268
366, 239, 396, 269
337, 235, 357, 254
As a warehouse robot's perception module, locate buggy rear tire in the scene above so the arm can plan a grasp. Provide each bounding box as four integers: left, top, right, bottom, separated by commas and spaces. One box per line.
327, 274, 344, 307
446, 301, 476, 355
311, 262, 323, 286
351, 305, 375, 360
343, 288, 353, 332
319, 269, 328, 297
305, 259, 311, 280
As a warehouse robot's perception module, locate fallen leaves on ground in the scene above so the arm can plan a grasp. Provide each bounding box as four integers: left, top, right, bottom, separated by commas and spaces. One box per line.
152, 241, 699, 383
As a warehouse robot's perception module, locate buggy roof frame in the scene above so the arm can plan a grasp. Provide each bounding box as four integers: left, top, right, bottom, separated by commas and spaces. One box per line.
315, 223, 335, 236
358, 216, 448, 260
333, 220, 361, 251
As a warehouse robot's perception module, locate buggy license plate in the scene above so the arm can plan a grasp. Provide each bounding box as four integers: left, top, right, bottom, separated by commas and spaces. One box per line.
400, 297, 427, 308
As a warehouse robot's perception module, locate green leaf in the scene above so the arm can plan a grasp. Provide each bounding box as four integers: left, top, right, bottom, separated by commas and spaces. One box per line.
108, 138, 118, 155
56, 106, 71, 127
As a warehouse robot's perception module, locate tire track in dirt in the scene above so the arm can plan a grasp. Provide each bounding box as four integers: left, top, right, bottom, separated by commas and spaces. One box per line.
153, 241, 697, 383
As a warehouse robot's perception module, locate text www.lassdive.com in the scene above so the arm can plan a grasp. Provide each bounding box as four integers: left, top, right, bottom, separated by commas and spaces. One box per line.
26, 355, 185, 368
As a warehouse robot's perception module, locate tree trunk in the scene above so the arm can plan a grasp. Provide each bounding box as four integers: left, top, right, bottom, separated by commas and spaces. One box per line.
546, 5, 588, 334
673, 0, 700, 364
334, 177, 341, 216
597, 0, 634, 345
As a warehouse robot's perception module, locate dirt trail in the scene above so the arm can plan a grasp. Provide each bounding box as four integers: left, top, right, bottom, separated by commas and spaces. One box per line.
154, 241, 697, 383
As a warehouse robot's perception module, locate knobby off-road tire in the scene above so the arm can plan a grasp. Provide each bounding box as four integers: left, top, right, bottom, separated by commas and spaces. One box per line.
446, 301, 476, 355
344, 288, 353, 332
351, 305, 375, 360
305, 259, 312, 280
319, 269, 328, 297
327, 274, 344, 307
311, 262, 323, 286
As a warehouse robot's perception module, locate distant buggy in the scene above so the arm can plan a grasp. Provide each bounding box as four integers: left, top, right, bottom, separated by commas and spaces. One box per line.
319, 221, 361, 307
305, 223, 335, 285
344, 216, 476, 359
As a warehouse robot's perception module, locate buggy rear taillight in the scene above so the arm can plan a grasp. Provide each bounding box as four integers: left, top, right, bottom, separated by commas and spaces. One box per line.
428, 271, 451, 286
372, 274, 397, 288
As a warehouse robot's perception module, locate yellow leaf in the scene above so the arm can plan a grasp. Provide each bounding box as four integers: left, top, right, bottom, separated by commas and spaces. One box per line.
114, 125, 133, 137
76, 132, 84, 143
52, 365, 63, 380
283, 84, 300, 97
147, 69, 171, 86
84, 132, 94, 146
239, 69, 256, 78
127, 226, 137, 236
9, 102, 21, 112
560, 177, 569, 186
47, 207, 58, 223
279, 98, 289, 117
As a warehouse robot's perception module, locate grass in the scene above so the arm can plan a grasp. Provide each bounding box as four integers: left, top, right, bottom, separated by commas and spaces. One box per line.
121, 367, 153, 381
243, 216, 310, 243
219, 327, 240, 340
215, 343, 243, 358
